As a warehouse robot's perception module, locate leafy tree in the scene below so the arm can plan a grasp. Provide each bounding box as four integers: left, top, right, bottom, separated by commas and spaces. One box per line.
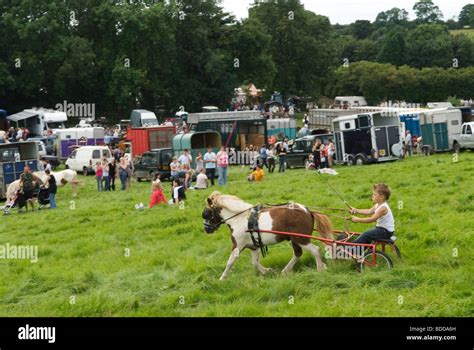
458, 4, 474, 27
405, 24, 452, 68
376, 27, 407, 66
375, 8, 409, 27
413, 0, 443, 23
451, 34, 474, 68
350, 20, 373, 40
248, 0, 336, 98
229, 18, 276, 91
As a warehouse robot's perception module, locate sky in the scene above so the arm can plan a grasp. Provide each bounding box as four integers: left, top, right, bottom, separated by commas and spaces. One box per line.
221, 0, 468, 24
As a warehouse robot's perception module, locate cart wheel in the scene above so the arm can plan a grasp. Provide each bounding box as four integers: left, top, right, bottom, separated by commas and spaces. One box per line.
359, 250, 393, 271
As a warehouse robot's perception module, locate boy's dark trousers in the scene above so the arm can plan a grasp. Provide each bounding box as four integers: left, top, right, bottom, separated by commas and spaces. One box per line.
353, 227, 393, 244
206, 168, 216, 186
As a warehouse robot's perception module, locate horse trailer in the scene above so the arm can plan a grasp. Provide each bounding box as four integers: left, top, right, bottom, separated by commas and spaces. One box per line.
333, 113, 403, 165
266, 118, 296, 141
55, 127, 106, 160
188, 110, 266, 150
396, 108, 463, 153
0, 142, 39, 199
172, 131, 221, 169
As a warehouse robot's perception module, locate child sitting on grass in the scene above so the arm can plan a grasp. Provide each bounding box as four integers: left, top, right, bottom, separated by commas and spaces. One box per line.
248, 164, 264, 182
149, 182, 167, 208
348, 183, 395, 244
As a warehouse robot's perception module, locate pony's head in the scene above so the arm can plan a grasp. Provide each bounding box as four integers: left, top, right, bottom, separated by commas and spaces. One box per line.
202, 192, 224, 234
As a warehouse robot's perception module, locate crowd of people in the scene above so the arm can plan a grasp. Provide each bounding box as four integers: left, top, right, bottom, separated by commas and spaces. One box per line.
0, 126, 47, 144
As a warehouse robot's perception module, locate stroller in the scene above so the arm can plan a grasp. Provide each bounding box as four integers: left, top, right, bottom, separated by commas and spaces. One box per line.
3, 189, 27, 215
37, 186, 50, 209
3, 184, 49, 215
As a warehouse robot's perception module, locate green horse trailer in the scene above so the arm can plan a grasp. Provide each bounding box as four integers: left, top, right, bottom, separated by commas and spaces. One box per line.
172, 132, 221, 169
187, 111, 267, 150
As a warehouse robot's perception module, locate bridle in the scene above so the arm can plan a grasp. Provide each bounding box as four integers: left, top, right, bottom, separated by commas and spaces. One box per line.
203, 205, 256, 232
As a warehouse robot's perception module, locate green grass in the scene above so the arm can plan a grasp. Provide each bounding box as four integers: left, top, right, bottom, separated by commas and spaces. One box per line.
450, 29, 474, 40
1, 152, 473, 316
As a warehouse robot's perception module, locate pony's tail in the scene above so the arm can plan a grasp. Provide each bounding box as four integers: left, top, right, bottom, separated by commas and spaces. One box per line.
312, 212, 333, 240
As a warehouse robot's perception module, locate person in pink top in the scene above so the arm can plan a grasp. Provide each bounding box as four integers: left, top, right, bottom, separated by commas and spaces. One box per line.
216, 147, 229, 186
95, 162, 103, 191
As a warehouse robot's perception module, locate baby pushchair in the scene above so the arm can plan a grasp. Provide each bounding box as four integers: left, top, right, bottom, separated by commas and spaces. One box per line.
3, 190, 27, 215
37, 186, 50, 209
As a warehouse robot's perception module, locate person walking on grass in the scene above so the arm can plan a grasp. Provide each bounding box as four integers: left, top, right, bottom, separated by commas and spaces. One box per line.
217, 146, 229, 186
45, 169, 57, 209
328, 139, 336, 168
204, 146, 217, 186
125, 156, 134, 191
267, 145, 276, 173
404, 130, 412, 157
119, 157, 128, 191
195, 150, 204, 174
102, 159, 110, 191
178, 149, 192, 169
260, 144, 268, 169
95, 162, 103, 191
19, 165, 44, 212
109, 159, 117, 191
277, 142, 287, 173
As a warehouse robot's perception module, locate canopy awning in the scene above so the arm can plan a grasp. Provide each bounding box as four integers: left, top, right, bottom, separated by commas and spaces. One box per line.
7, 110, 38, 122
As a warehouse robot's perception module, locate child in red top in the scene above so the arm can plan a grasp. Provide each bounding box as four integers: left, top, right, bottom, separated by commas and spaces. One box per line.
149, 182, 167, 208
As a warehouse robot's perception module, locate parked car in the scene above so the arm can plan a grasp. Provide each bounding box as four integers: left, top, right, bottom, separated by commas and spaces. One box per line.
286, 134, 333, 168
65, 146, 113, 176
134, 148, 173, 181
457, 122, 474, 151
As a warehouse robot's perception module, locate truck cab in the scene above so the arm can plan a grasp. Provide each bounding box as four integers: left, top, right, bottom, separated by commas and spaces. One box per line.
134, 148, 173, 181
458, 122, 474, 150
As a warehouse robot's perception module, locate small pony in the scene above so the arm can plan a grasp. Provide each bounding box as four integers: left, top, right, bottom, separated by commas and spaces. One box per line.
203, 192, 333, 280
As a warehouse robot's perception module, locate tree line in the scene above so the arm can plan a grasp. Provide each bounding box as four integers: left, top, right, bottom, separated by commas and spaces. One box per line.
0, 0, 473, 122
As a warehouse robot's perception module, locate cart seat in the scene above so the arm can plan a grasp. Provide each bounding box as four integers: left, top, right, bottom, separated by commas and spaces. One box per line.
375, 236, 396, 244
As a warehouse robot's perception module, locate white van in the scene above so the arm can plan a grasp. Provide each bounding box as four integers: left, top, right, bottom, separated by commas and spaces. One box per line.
65, 146, 113, 176
334, 96, 368, 108
130, 110, 159, 128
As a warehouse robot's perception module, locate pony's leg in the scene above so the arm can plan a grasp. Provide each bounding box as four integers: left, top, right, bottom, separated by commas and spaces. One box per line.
281, 243, 302, 275
301, 243, 327, 271
220, 248, 240, 281
250, 249, 271, 274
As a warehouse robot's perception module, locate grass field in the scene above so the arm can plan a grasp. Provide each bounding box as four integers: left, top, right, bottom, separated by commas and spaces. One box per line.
1, 152, 473, 317
450, 29, 474, 40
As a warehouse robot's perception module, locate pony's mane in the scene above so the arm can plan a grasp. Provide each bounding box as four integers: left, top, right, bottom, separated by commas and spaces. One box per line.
209, 192, 253, 212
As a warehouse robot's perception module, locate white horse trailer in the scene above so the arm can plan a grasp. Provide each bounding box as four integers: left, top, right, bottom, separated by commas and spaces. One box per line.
333, 113, 403, 165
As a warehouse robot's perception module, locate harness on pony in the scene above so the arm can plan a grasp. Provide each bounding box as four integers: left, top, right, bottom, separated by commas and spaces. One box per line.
247, 205, 269, 258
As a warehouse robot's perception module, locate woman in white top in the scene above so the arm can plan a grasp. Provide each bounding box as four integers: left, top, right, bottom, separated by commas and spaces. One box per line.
349, 183, 395, 244
195, 151, 204, 173
194, 168, 208, 190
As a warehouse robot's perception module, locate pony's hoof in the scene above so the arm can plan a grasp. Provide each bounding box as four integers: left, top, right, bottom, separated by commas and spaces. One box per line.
219, 275, 227, 281
260, 267, 274, 275
318, 263, 328, 271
